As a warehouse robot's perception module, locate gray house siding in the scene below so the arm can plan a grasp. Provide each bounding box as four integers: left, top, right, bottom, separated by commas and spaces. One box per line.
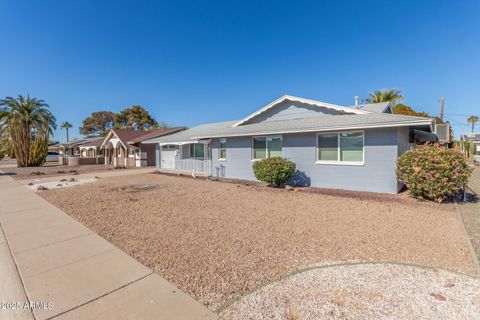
211, 127, 403, 194
244, 100, 347, 124
211, 137, 257, 181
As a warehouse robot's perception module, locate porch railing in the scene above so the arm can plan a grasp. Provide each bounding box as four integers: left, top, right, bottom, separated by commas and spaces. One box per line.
174, 159, 212, 175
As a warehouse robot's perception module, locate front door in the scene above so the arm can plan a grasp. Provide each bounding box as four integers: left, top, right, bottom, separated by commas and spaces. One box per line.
161, 145, 177, 169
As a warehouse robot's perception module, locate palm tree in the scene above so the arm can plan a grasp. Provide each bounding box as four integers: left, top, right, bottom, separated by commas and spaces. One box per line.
467, 115, 479, 132
364, 89, 404, 106
61, 121, 73, 142
0, 95, 56, 167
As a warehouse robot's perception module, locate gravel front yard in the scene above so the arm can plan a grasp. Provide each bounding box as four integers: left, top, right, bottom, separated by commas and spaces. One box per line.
0, 162, 116, 179
39, 173, 477, 310
222, 263, 480, 319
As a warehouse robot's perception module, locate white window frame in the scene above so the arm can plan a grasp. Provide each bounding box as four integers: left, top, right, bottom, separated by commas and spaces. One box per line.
316, 130, 365, 166
218, 138, 227, 161
251, 135, 283, 161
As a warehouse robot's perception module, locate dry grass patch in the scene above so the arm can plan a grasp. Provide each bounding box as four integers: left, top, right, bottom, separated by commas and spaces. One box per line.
39, 173, 477, 310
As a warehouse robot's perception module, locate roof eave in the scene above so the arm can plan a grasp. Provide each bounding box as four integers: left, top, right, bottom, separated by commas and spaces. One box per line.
190, 120, 434, 140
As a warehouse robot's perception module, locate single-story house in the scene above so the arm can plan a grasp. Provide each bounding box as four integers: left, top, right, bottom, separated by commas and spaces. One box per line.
143, 95, 437, 194
101, 127, 186, 168
58, 137, 103, 156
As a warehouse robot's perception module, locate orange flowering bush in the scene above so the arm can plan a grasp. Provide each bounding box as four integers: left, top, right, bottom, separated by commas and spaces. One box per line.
397, 145, 473, 202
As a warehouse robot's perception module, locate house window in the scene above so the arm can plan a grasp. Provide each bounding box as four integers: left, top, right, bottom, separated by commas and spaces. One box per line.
218, 138, 227, 160
189, 143, 205, 159
317, 131, 364, 164
252, 136, 282, 160
129, 148, 135, 156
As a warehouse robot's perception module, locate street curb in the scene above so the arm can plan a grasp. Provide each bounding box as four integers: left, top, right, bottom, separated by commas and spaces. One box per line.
454, 201, 480, 276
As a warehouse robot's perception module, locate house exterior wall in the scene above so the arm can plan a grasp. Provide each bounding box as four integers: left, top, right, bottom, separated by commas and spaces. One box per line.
138, 142, 157, 166
210, 127, 404, 194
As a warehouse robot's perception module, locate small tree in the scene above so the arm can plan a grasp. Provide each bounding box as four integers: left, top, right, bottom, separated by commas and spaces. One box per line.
253, 157, 296, 187
61, 121, 73, 141
0, 95, 56, 167
467, 115, 479, 133
397, 145, 473, 202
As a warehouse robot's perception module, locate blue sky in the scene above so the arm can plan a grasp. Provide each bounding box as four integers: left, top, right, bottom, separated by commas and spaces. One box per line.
1, 0, 479, 141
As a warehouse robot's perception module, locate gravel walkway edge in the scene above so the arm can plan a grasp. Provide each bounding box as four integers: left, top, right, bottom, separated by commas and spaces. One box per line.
454, 201, 480, 275
217, 260, 480, 314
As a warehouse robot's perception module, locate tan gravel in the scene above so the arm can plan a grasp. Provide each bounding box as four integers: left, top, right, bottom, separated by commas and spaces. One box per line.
221, 263, 480, 319
39, 173, 477, 310
1, 163, 116, 179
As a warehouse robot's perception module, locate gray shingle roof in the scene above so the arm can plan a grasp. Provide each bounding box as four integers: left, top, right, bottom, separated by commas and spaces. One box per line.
144, 113, 433, 144
461, 133, 480, 141
357, 102, 391, 113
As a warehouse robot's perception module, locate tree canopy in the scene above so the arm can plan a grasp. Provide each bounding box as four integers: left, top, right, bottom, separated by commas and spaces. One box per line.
392, 104, 431, 118
79, 111, 115, 136
114, 105, 158, 131
364, 89, 403, 106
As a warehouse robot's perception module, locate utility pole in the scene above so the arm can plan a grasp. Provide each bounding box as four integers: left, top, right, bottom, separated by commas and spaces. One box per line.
439, 97, 444, 122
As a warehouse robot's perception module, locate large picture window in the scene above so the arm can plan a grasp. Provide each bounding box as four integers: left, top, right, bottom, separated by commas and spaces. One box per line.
189, 143, 205, 159
252, 136, 282, 160
317, 131, 364, 164
218, 138, 227, 160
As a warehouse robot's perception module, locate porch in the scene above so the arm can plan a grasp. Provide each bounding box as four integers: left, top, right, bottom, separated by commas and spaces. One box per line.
159, 141, 212, 175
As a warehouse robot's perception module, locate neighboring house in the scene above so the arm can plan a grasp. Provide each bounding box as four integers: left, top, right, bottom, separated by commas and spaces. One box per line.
101, 127, 186, 168
143, 95, 436, 194
58, 137, 103, 156
79, 138, 105, 158
461, 132, 480, 162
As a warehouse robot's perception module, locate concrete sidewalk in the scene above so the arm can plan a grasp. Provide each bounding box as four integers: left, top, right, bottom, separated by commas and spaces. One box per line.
0, 172, 217, 320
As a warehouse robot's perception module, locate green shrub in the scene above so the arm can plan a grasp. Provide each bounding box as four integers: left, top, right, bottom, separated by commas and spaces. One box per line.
253, 157, 296, 187
396, 145, 473, 202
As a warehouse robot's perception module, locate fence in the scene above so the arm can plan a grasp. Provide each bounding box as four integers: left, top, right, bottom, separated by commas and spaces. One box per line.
174, 159, 212, 175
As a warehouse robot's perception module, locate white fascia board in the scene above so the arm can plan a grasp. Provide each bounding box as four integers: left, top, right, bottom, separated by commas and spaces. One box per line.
99, 130, 114, 149
100, 130, 128, 150
232, 95, 370, 127
192, 120, 434, 139
158, 140, 199, 146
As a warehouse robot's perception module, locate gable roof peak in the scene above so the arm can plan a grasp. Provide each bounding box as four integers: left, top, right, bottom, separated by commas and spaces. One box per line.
232, 94, 370, 127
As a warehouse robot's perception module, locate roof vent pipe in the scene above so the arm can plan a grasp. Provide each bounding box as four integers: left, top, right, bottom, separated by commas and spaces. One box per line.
354, 96, 359, 109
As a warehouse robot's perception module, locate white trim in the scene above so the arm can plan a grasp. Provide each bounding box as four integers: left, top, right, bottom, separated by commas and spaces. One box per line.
218, 138, 227, 161
100, 129, 129, 150
316, 130, 365, 165
315, 160, 364, 166
232, 95, 371, 127
190, 120, 433, 140
251, 135, 283, 160
159, 141, 198, 146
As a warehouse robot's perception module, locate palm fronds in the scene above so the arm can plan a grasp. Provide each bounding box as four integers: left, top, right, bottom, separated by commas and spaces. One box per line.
364, 89, 403, 106
0, 95, 56, 167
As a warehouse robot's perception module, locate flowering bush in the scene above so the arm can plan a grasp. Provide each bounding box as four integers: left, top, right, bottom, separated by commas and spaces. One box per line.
396, 145, 473, 202
253, 157, 296, 187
